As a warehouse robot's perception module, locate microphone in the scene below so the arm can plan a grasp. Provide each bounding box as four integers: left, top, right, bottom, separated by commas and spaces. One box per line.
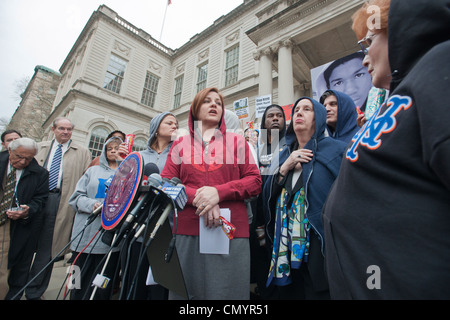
115, 165, 161, 239
143, 179, 186, 262
141, 163, 160, 186
162, 179, 188, 210
161, 177, 171, 185
148, 179, 187, 239
170, 177, 183, 185
85, 204, 104, 226
147, 173, 163, 190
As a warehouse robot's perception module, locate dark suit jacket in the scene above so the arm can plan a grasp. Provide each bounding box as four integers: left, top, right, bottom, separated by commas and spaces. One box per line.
0, 151, 49, 268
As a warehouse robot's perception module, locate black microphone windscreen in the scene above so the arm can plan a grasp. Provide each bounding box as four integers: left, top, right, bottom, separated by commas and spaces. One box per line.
144, 163, 160, 176
148, 173, 163, 188
170, 177, 183, 185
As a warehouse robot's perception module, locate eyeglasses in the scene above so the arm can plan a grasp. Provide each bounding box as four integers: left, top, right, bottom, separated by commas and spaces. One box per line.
358, 33, 378, 55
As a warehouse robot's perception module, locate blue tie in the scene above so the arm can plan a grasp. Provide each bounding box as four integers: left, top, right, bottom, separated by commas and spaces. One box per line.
48, 144, 62, 191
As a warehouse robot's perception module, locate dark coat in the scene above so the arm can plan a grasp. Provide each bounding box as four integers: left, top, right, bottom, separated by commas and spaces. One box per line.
0, 151, 49, 268
262, 97, 347, 289
322, 0, 450, 299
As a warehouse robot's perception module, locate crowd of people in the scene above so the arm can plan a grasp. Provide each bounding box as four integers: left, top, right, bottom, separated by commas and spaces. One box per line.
0, 0, 449, 300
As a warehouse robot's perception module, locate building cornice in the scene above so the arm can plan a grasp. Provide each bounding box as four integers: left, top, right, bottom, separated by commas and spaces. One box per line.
246, 0, 340, 44
99, 5, 174, 57
60, 5, 174, 72
172, 0, 261, 57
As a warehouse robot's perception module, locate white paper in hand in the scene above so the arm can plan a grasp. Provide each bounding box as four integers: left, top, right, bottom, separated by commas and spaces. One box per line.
199, 208, 230, 254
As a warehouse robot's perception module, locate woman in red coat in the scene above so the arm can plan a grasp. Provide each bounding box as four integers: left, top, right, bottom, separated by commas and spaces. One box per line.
161, 87, 261, 300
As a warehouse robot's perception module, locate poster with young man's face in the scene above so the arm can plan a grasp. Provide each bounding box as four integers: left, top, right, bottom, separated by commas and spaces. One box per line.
311, 52, 373, 109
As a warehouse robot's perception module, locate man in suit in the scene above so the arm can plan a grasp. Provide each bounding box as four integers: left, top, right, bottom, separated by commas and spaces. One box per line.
1, 130, 22, 151
26, 117, 91, 300
0, 138, 48, 299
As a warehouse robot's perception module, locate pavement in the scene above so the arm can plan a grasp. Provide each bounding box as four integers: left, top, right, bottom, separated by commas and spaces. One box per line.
40, 254, 71, 300
41, 253, 122, 300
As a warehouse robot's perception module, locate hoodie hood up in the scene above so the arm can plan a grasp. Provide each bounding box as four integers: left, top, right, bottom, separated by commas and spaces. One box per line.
188, 102, 226, 140
260, 104, 287, 136
285, 96, 327, 149
146, 112, 176, 151
258, 105, 287, 170
323, 89, 359, 143
99, 136, 123, 169
388, 0, 450, 92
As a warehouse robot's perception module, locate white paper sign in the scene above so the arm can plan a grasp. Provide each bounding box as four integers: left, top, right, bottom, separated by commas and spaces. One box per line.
233, 98, 249, 120
199, 208, 231, 254
255, 94, 272, 118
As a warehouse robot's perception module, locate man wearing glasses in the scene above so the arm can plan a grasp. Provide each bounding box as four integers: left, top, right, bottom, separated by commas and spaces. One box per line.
26, 117, 91, 300
0, 138, 48, 299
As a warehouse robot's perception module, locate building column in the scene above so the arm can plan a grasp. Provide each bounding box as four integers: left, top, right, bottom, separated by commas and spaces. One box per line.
254, 47, 273, 97
278, 38, 295, 106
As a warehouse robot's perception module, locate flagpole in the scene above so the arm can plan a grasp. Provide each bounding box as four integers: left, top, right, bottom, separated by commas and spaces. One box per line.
159, 0, 170, 42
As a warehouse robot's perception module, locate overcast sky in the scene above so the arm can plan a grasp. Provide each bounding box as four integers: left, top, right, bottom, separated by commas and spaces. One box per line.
0, 0, 243, 121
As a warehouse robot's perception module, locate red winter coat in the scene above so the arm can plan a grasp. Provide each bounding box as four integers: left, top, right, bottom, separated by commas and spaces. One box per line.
161, 110, 261, 238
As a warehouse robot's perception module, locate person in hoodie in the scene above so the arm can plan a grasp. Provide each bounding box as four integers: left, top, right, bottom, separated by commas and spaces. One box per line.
119, 112, 178, 300
161, 87, 261, 300
68, 136, 123, 300
140, 112, 179, 172
320, 89, 359, 143
251, 106, 288, 299
258, 105, 287, 179
322, 0, 450, 299
262, 97, 347, 299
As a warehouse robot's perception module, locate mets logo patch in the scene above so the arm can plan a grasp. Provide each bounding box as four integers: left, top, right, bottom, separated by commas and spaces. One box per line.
346, 95, 413, 162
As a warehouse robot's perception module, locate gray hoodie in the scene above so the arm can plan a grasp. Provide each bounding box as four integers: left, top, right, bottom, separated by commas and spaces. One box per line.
139, 112, 176, 173
69, 136, 122, 254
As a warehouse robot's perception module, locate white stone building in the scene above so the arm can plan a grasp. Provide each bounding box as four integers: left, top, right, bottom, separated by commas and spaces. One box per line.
41, 0, 364, 157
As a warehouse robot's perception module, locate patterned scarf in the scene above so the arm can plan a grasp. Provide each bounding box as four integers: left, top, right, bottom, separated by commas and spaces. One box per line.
267, 187, 310, 286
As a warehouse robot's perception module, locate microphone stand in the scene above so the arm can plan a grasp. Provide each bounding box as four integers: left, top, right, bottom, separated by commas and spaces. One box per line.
126, 196, 176, 300
89, 233, 118, 300
90, 186, 159, 300
9, 216, 101, 300
118, 197, 160, 300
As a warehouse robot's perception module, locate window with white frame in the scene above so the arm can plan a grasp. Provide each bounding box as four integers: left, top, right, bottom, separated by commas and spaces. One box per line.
88, 126, 109, 159
225, 45, 239, 87
173, 75, 184, 109
103, 54, 127, 94
141, 71, 159, 107
196, 63, 208, 93
131, 137, 147, 152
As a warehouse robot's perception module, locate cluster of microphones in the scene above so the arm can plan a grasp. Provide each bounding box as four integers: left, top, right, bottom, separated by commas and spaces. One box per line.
98, 161, 187, 249
11, 153, 187, 300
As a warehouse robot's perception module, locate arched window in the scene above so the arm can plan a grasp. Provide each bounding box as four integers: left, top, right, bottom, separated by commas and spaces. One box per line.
88, 127, 109, 159
132, 137, 147, 152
